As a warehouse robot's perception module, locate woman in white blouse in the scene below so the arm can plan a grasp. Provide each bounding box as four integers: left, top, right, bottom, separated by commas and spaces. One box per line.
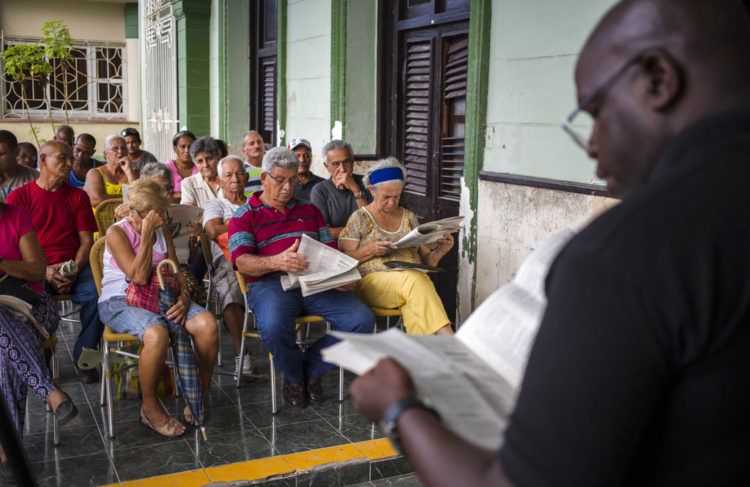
180, 137, 223, 208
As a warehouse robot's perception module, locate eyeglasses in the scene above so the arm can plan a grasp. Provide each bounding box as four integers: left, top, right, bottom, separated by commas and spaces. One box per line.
105, 146, 127, 154
561, 54, 644, 153
268, 174, 299, 187
325, 159, 353, 170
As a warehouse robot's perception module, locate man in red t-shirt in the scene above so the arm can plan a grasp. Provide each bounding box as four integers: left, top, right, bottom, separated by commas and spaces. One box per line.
8, 140, 102, 383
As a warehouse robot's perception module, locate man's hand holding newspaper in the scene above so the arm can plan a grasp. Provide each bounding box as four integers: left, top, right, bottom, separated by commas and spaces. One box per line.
280, 234, 362, 296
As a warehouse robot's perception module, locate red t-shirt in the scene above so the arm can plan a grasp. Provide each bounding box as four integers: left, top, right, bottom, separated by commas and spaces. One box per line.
0, 203, 43, 291
7, 181, 97, 265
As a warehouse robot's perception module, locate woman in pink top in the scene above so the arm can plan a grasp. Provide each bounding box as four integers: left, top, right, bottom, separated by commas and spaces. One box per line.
164, 130, 198, 203
0, 203, 79, 466
97, 179, 217, 438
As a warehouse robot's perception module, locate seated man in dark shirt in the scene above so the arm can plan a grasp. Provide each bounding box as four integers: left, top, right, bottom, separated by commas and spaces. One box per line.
289, 138, 324, 201
310, 139, 370, 239
351, 0, 750, 485
229, 148, 374, 408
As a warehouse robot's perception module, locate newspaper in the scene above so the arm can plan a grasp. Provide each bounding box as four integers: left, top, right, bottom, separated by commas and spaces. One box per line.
167, 204, 204, 263
322, 229, 574, 450
393, 215, 465, 249
280, 234, 362, 296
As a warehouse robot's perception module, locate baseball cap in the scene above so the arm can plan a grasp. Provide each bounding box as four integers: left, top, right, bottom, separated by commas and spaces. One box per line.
288, 138, 312, 151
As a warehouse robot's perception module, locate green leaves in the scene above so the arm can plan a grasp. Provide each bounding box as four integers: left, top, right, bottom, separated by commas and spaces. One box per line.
1, 19, 72, 82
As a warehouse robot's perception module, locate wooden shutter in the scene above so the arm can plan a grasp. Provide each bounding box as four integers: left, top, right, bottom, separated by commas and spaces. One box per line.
439, 36, 468, 200
260, 58, 276, 135
402, 39, 433, 196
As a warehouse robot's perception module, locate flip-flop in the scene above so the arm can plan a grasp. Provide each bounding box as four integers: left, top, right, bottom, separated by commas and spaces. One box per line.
140, 409, 186, 438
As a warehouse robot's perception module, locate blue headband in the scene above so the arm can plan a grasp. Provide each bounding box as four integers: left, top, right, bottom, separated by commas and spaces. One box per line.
369, 167, 404, 185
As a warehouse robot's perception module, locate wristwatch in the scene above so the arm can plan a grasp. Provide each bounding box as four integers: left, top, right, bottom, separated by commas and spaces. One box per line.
381, 396, 440, 454
353, 190, 365, 200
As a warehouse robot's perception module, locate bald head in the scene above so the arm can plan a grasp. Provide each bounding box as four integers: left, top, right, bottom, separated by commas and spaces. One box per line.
38, 140, 73, 184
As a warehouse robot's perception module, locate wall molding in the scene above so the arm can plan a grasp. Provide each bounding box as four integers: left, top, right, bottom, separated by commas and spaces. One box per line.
479, 171, 613, 198
277, 0, 287, 147
330, 0, 347, 139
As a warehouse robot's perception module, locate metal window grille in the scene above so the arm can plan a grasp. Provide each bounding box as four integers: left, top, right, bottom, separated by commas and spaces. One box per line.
0, 36, 126, 119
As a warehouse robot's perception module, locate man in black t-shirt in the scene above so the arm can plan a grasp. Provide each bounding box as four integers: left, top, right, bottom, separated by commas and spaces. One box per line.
349, 0, 750, 485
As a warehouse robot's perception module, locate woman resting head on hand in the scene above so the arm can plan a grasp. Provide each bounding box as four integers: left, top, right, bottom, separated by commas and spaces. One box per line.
97, 178, 218, 437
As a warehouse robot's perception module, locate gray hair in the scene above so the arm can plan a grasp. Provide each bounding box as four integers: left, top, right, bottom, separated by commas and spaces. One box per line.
217, 155, 244, 175
262, 147, 298, 173
321, 139, 353, 160
363, 157, 408, 188
189, 136, 222, 160
140, 162, 172, 181
103, 134, 125, 151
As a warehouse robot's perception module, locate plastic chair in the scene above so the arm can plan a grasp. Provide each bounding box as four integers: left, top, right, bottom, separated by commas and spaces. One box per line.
94, 198, 123, 237
370, 307, 404, 333
234, 272, 345, 413
89, 237, 180, 438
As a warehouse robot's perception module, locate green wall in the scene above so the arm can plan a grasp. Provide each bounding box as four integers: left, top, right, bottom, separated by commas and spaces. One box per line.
482, 0, 617, 184
344, 0, 377, 155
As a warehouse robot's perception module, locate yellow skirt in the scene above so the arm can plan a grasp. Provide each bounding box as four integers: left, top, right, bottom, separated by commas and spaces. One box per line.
356, 270, 450, 335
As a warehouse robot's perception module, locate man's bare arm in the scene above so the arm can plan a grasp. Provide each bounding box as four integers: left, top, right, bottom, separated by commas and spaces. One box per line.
235, 239, 308, 277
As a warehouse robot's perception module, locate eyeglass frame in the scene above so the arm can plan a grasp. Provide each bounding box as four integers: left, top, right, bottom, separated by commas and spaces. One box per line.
265, 173, 299, 187
561, 53, 645, 153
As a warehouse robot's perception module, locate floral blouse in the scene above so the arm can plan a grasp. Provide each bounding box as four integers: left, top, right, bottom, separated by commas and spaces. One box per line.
339, 207, 422, 276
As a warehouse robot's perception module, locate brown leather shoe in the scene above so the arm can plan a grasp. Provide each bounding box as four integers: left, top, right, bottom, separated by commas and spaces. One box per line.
283, 380, 307, 408
306, 378, 323, 402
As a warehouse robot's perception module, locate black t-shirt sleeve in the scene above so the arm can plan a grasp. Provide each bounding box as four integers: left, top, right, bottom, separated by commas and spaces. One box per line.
499, 248, 674, 486
310, 183, 331, 225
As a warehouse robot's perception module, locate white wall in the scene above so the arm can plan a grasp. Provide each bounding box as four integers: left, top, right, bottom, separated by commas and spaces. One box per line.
459, 0, 621, 318
0, 0, 125, 41
482, 0, 617, 184
285, 0, 331, 174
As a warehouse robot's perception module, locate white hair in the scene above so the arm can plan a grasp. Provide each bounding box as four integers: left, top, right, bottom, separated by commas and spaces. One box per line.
363, 156, 408, 188
262, 147, 298, 173
103, 134, 125, 151
217, 155, 244, 175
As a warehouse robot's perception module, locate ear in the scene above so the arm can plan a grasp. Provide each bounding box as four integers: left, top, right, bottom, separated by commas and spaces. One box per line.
639, 49, 683, 111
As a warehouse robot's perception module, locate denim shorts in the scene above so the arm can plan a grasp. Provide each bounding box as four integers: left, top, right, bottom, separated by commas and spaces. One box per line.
98, 296, 206, 340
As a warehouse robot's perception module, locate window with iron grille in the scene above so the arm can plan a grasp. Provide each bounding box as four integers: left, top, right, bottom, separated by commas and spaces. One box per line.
0, 37, 125, 119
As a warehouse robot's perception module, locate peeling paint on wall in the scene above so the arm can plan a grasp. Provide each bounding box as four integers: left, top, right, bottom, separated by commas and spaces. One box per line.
474, 180, 617, 306
457, 175, 477, 325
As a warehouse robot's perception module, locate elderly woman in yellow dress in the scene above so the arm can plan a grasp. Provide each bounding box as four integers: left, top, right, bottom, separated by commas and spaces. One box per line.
338, 158, 454, 335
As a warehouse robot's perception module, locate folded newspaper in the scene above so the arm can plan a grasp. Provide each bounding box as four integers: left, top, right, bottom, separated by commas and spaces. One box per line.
280, 234, 362, 296
322, 229, 574, 450
393, 215, 465, 249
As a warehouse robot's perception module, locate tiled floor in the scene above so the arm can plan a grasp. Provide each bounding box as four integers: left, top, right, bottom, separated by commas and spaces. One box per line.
18, 313, 387, 486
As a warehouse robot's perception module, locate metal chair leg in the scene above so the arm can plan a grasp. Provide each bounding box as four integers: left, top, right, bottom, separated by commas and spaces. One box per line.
338, 366, 344, 402
103, 342, 115, 438
270, 353, 277, 414
236, 305, 250, 388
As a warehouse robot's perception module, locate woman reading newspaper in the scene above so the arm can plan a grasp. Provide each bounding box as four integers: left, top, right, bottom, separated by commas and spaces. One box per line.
338, 158, 455, 335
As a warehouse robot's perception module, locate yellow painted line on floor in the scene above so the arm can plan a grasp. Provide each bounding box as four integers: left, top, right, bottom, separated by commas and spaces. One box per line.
107, 438, 399, 486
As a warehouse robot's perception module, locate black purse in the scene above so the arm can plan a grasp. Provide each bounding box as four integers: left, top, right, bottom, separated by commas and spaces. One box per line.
0, 274, 41, 306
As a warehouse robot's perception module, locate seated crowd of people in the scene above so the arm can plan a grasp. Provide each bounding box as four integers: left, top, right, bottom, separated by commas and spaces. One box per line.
0, 124, 456, 448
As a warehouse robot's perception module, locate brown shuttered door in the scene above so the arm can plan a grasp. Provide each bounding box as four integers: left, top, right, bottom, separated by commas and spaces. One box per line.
251, 0, 277, 145
384, 0, 470, 325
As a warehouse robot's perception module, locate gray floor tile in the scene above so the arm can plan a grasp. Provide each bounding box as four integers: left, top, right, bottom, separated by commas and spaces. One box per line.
29, 452, 119, 487
259, 418, 349, 455
242, 399, 323, 429
110, 440, 202, 481
198, 405, 258, 435
321, 413, 382, 443
187, 429, 275, 468
22, 425, 105, 464
370, 474, 424, 486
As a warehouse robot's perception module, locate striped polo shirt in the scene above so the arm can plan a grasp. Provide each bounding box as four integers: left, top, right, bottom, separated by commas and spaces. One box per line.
228, 191, 334, 282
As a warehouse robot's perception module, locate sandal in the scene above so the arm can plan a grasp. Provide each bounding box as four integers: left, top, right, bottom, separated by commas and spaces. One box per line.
140, 409, 186, 438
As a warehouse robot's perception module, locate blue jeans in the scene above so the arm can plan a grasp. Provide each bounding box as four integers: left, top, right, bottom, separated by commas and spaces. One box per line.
248, 276, 374, 382
67, 265, 104, 361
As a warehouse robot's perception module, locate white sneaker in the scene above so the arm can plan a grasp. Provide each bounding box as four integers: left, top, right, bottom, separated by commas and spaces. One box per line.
234, 353, 254, 378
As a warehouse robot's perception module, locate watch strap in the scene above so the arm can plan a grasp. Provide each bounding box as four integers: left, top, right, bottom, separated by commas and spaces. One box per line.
382, 396, 439, 454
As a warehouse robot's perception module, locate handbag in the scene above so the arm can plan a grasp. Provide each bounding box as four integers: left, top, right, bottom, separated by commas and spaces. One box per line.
125, 263, 177, 314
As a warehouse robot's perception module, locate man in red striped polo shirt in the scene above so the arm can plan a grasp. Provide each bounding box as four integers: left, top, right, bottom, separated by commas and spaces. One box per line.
229, 147, 374, 408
